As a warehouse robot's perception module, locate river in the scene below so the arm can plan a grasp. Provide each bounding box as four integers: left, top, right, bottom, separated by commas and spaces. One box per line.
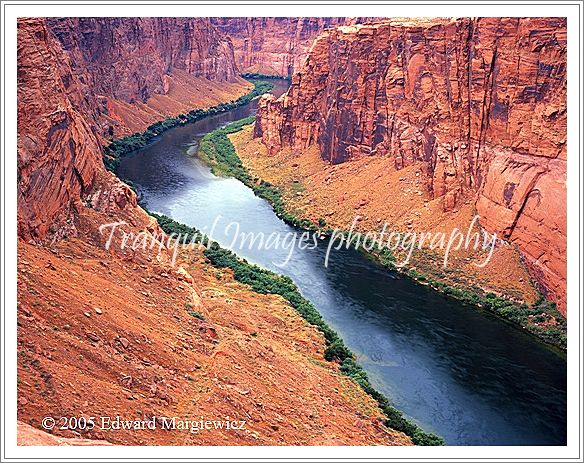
117, 79, 567, 446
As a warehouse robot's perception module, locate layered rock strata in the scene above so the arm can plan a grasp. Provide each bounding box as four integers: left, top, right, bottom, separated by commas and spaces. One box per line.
17, 18, 106, 240
210, 17, 380, 76
255, 18, 567, 312
17, 17, 412, 446
45, 17, 251, 136
17, 17, 248, 239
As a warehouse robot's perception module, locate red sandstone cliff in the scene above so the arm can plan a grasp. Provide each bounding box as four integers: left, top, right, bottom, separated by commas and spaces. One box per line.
17, 17, 249, 239
255, 18, 567, 313
46, 18, 251, 137
16, 18, 413, 446
17, 18, 106, 239
210, 17, 380, 76
47, 18, 239, 100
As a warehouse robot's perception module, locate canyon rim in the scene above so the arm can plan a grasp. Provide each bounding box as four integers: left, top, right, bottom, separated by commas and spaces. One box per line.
5, 4, 578, 460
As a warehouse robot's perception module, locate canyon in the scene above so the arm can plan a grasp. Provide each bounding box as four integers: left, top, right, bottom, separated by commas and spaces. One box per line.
16, 15, 567, 447
45, 17, 253, 138
19, 16, 377, 240
18, 17, 252, 241
254, 17, 567, 314
17, 17, 413, 446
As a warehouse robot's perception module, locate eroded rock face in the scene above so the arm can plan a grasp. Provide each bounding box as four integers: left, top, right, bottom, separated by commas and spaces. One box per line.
45, 18, 249, 137
47, 18, 239, 103
17, 18, 104, 240
255, 18, 567, 312
17, 17, 245, 240
210, 17, 377, 76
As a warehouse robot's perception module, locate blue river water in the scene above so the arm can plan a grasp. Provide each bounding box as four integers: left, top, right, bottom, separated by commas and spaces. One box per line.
117, 80, 567, 445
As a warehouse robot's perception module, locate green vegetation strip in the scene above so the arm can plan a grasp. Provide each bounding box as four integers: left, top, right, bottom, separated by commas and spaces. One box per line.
197, 117, 567, 351
361, 241, 567, 350
102, 80, 274, 171
110, 99, 563, 444
149, 211, 443, 445
198, 117, 316, 230
403, 267, 566, 349
241, 72, 291, 81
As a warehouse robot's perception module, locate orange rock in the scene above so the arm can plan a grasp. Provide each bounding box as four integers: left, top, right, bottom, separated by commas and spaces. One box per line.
46, 18, 251, 137
17, 17, 248, 240
211, 18, 381, 76
255, 18, 567, 313
17, 18, 103, 240
18, 422, 113, 446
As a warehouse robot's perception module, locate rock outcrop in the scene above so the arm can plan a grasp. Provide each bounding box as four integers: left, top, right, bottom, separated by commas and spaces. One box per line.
17, 18, 105, 240
47, 18, 240, 101
255, 18, 567, 312
210, 17, 379, 76
46, 18, 250, 137
17, 17, 413, 446
17, 17, 248, 240
17, 422, 113, 446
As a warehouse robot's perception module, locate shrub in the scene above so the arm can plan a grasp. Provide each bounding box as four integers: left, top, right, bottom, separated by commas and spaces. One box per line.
186, 308, 205, 321
196, 118, 318, 231
324, 339, 352, 362
185, 302, 205, 320
241, 72, 291, 82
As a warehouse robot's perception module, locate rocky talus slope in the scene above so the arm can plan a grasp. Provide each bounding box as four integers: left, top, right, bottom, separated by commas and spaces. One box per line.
17, 214, 411, 445
17, 18, 410, 446
255, 18, 567, 313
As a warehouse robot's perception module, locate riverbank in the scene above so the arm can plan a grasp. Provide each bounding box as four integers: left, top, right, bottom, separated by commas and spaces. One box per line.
102, 79, 274, 172
17, 208, 413, 446
149, 211, 444, 445
106, 72, 255, 137
241, 72, 291, 81
100, 80, 443, 444
114, 92, 566, 445
206, 119, 566, 350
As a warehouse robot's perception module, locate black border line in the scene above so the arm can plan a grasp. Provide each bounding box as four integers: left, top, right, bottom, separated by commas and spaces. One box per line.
1, 1, 582, 461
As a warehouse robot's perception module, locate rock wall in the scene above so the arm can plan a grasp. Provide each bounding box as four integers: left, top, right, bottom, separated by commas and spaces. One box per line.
17, 18, 105, 240
17, 17, 244, 239
255, 18, 567, 312
47, 17, 239, 102
210, 17, 379, 76
46, 18, 249, 137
